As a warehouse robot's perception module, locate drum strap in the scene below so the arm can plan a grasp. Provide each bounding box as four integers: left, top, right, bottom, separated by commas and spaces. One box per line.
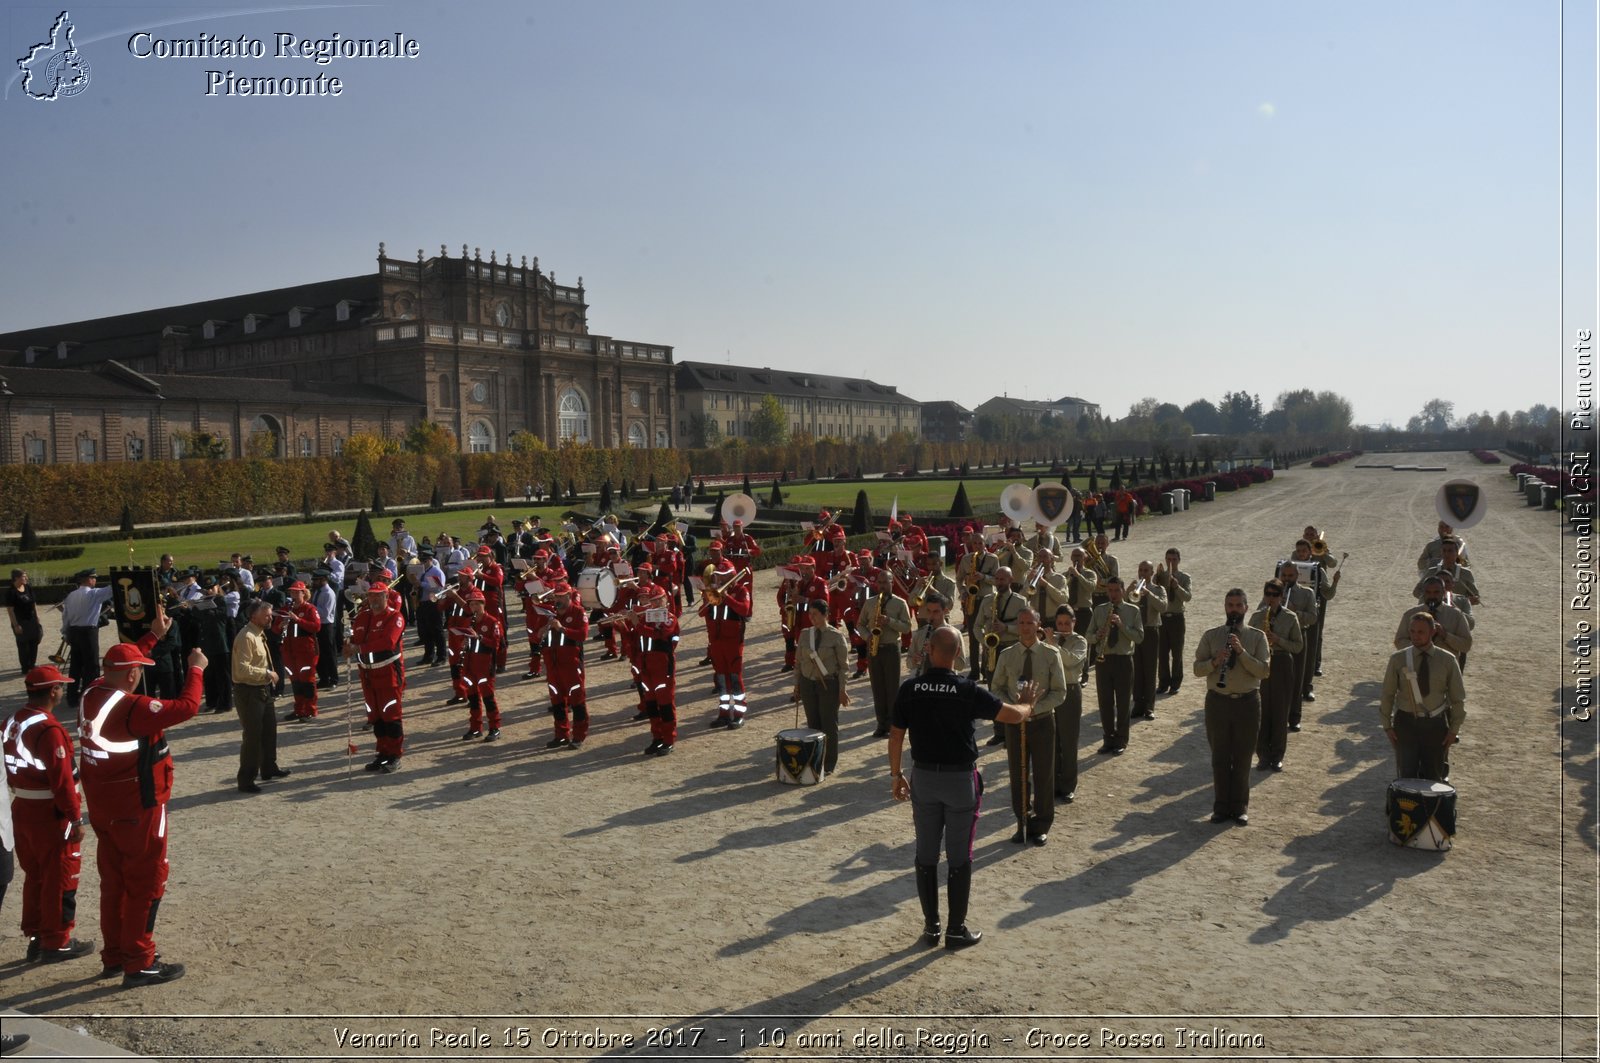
1404, 648, 1426, 712
807, 629, 828, 677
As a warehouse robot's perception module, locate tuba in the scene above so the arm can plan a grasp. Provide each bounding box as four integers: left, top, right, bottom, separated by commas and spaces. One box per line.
721, 492, 759, 528
1083, 537, 1110, 578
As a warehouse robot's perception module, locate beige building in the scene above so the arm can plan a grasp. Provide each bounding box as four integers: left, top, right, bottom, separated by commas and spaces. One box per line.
0, 242, 676, 460
675, 362, 920, 444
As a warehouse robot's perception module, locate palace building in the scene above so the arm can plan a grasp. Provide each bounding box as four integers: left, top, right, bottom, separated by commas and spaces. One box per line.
675, 361, 920, 444
0, 243, 676, 463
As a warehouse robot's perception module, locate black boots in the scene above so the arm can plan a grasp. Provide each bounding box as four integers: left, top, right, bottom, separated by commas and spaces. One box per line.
915, 864, 942, 945
944, 864, 982, 950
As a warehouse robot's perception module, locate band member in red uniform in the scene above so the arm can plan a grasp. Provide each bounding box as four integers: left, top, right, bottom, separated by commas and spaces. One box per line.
611, 563, 648, 720
725, 519, 762, 578
444, 569, 473, 704
274, 581, 322, 720
635, 585, 681, 756
78, 607, 204, 986
543, 586, 590, 749
847, 549, 879, 676
651, 537, 684, 607
807, 510, 835, 566
778, 556, 828, 673
517, 571, 552, 681
454, 588, 505, 741
702, 559, 753, 728
345, 582, 407, 772
468, 546, 509, 671
3, 665, 90, 963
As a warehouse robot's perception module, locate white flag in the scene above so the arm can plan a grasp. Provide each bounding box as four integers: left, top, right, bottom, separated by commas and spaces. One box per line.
890, 496, 899, 523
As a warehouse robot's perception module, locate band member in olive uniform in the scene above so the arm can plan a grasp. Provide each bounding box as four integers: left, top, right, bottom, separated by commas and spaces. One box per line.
859, 570, 914, 738
540, 586, 589, 749
1380, 614, 1466, 782
273, 582, 322, 720
972, 567, 1026, 745
791, 599, 851, 774
991, 609, 1068, 845
1395, 576, 1473, 664
345, 582, 407, 772
703, 561, 754, 729
908, 596, 967, 677
635, 586, 682, 756
3, 666, 91, 963
1128, 561, 1168, 721
79, 606, 204, 986
887, 627, 1035, 950
457, 589, 505, 741
1289, 538, 1339, 692
1086, 578, 1143, 754
1251, 580, 1303, 772
1417, 522, 1471, 573
1154, 548, 1192, 695
1193, 588, 1271, 824
1276, 562, 1317, 729
1048, 606, 1089, 802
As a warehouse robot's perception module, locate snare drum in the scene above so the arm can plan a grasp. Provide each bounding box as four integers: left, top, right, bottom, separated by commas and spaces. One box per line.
1386, 777, 1457, 850
776, 728, 827, 786
577, 567, 618, 610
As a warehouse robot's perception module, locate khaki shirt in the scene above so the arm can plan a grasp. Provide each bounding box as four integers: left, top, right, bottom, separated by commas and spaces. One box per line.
991, 639, 1067, 718
1086, 601, 1143, 656
1090, 549, 1121, 592
1249, 604, 1304, 663
859, 593, 913, 643
794, 624, 850, 683
1395, 604, 1472, 658
231, 624, 276, 687
974, 588, 1028, 647
1029, 571, 1071, 620
996, 540, 1034, 573
1063, 565, 1097, 610
908, 622, 968, 675
1415, 564, 1479, 605
1192, 622, 1270, 694
1280, 582, 1318, 633
924, 572, 959, 610
1133, 579, 1169, 628
1380, 645, 1466, 732
1048, 631, 1088, 686
1156, 568, 1193, 615
1416, 537, 1469, 573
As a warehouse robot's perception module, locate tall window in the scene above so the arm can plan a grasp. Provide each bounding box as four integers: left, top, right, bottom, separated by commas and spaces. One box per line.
24, 436, 45, 464
126, 437, 146, 461
331, 435, 345, 457
557, 387, 589, 443
468, 421, 495, 453
438, 373, 453, 407
627, 422, 647, 448
298, 434, 313, 457
77, 436, 98, 463
656, 427, 669, 448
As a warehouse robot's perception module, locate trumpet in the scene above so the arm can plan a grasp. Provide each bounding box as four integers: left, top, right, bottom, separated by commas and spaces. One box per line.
827, 564, 858, 593
1126, 577, 1147, 606
1024, 560, 1049, 592
596, 608, 640, 626
909, 571, 935, 609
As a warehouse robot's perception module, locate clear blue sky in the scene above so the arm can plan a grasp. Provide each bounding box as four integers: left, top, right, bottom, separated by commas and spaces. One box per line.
4, 0, 1593, 429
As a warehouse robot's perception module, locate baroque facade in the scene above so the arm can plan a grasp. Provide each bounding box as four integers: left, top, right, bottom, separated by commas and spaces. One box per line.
0, 243, 676, 462
676, 361, 919, 443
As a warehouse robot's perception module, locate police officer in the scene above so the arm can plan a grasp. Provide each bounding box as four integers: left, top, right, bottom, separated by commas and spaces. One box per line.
886, 627, 1035, 951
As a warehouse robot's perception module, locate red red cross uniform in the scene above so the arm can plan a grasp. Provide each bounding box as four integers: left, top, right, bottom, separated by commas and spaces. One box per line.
703, 571, 753, 725
725, 526, 762, 577
635, 609, 680, 753
350, 599, 407, 762
543, 596, 589, 744
78, 636, 203, 975
471, 555, 508, 670
462, 610, 504, 733
518, 582, 550, 679
272, 601, 322, 719
778, 563, 828, 670
3, 695, 82, 951
444, 589, 472, 701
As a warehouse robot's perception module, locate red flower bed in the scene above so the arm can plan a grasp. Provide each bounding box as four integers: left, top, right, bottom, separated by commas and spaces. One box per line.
1510, 463, 1588, 496
1309, 450, 1361, 468
1470, 449, 1501, 464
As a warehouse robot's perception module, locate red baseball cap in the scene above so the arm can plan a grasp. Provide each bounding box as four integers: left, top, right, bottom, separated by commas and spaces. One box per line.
287, 580, 307, 591
367, 581, 390, 594
24, 664, 70, 690
708, 539, 724, 550
104, 643, 156, 669
463, 589, 486, 602
477, 545, 493, 556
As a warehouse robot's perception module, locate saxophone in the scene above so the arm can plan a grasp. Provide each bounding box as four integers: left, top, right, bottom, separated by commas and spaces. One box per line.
983, 631, 1001, 673
868, 592, 888, 657
783, 584, 797, 631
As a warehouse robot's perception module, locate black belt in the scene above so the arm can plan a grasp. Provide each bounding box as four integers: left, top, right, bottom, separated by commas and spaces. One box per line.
914, 761, 975, 773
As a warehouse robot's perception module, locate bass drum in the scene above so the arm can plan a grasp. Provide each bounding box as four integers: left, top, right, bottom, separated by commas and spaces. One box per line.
577, 567, 618, 610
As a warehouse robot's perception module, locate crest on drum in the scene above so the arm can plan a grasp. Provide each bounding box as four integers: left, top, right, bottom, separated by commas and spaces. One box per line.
1435, 479, 1487, 530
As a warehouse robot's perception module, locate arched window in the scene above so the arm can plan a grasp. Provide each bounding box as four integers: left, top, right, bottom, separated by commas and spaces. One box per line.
248, 415, 283, 458
468, 421, 495, 454
557, 387, 589, 443
627, 422, 647, 448
438, 373, 454, 407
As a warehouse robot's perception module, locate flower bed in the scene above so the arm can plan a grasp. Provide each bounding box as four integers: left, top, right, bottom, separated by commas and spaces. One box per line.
1309, 450, 1362, 468
1509, 463, 1585, 495
1470, 449, 1501, 464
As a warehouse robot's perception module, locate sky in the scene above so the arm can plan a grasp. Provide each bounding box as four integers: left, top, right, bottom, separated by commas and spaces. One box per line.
3, 0, 1594, 429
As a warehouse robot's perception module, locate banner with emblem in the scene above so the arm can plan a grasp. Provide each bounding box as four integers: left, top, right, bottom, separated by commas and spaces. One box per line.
1032, 483, 1075, 528
1435, 479, 1487, 530
109, 567, 158, 643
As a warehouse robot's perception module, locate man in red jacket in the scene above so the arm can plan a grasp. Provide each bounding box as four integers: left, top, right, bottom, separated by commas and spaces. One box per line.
635, 585, 681, 756
470, 546, 508, 671
274, 581, 322, 720
702, 560, 753, 728
543, 586, 590, 749
345, 582, 407, 772
459, 589, 505, 741
78, 606, 204, 987
3, 665, 91, 964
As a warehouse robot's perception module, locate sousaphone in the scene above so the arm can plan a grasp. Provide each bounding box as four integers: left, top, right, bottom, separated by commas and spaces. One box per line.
999, 482, 1038, 526
722, 492, 759, 527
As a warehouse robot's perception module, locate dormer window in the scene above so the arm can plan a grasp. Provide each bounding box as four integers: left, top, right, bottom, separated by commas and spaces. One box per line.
56, 341, 75, 361
203, 319, 224, 340
336, 299, 359, 322
24, 347, 41, 364
288, 305, 313, 328
244, 313, 268, 334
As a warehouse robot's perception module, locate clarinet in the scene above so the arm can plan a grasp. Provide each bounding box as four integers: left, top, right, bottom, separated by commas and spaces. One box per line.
1217, 618, 1241, 689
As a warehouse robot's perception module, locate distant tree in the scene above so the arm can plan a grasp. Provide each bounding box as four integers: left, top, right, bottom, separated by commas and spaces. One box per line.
655, 502, 674, 530
429, 484, 444, 512
686, 414, 721, 448
494, 482, 506, 506
620, 479, 632, 502
948, 481, 974, 519
371, 488, 385, 516
403, 420, 457, 458
647, 473, 658, 493
769, 479, 784, 507
748, 394, 789, 446
301, 490, 314, 521
1031, 475, 1041, 489
742, 473, 754, 497
119, 503, 136, 537
1411, 398, 1456, 434
1059, 471, 1072, 489
351, 509, 379, 560
176, 429, 230, 461
713, 490, 726, 522
567, 478, 577, 502
1088, 470, 1100, 492
850, 489, 873, 534
1218, 391, 1264, 435
19, 513, 38, 552
598, 480, 614, 514
1182, 399, 1223, 434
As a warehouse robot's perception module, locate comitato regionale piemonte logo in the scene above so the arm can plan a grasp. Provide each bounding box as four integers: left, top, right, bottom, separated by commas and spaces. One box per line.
17, 10, 92, 100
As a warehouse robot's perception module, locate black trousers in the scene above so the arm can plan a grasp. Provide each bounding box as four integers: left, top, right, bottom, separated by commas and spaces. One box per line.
1255, 658, 1297, 765
65, 626, 99, 709
1394, 711, 1449, 781
14, 622, 43, 673
316, 624, 339, 685
1158, 614, 1186, 692
1005, 714, 1056, 836
1132, 623, 1160, 713
417, 600, 446, 663
1095, 654, 1134, 749
1054, 685, 1083, 795
1205, 690, 1260, 817
1300, 624, 1321, 695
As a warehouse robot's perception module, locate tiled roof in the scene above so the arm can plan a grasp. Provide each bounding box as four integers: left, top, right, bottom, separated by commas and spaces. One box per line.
677, 361, 918, 404
0, 362, 421, 408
